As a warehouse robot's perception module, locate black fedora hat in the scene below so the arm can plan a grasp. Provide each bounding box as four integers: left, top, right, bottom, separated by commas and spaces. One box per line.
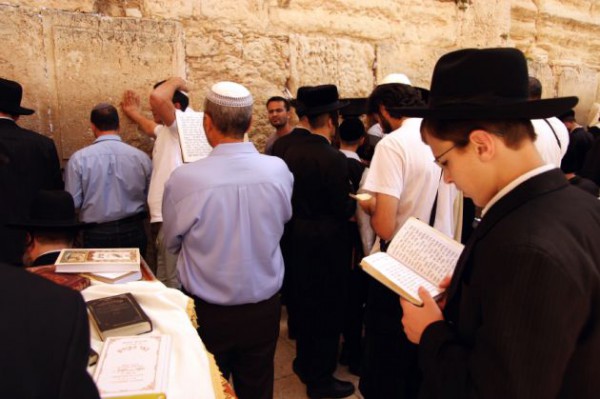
7, 190, 89, 230
294, 85, 349, 116
388, 48, 577, 120
0, 78, 35, 116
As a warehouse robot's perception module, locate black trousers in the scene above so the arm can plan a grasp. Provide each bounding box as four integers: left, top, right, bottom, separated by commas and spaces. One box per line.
190, 293, 281, 399
289, 221, 349, 385
82, 214, 147, 256
359, 279, 421, 399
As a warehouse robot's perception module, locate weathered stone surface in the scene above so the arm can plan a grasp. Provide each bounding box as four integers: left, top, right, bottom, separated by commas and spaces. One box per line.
42, 11, 181, 160
2, 1, 600, 155
2, 0, 94, 12
0, 6, 54, 142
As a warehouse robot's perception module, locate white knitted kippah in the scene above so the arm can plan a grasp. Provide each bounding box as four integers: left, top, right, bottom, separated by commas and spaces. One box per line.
379, 73, 412, 86
206, 81, 253, 107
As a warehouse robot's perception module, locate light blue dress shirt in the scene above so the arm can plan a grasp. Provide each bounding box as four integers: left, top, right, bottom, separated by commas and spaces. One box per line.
65, 134, 152, 223
162, 142, 293, 305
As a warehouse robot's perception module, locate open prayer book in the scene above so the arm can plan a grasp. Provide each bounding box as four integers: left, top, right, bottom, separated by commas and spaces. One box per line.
175, 110, 212, 163
360, 217, 464, 306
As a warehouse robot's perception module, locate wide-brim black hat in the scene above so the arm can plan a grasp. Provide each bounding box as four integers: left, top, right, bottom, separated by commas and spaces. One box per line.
294, 84, 349, 117
0, 78, 35, 116
7, 190, 90, 230
387, 48, 577, 120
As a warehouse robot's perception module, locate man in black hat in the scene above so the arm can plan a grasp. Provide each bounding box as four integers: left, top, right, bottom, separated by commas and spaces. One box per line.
275, 84, 356, 398
398, 48, 600, 398
9, 190, 89, 266
0, 78, 64, 266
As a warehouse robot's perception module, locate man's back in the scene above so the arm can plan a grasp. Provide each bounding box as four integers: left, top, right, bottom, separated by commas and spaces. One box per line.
364, 118, 456, 237
532, 117, 569, 167
283, 133, 354, 222
0, 119, 63, 265
163, 142, 293, 305
65, 135, 151, 223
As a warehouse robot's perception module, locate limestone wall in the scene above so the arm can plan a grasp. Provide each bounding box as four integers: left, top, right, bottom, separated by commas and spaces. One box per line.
1, 0, 599, 158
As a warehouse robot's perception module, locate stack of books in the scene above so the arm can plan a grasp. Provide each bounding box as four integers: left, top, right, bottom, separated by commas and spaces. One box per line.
55, 248, 143, 284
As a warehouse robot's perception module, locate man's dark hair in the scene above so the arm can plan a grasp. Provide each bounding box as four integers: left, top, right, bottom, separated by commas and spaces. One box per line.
528, 77, 542, 100
368, 83, 425, 119
266, 96, 291, 111
154, 80, 189, 111
90, 103, 119, 131
421, 118, 536, 151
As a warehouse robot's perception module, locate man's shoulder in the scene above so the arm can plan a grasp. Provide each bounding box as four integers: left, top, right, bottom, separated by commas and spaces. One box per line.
0, 122, 55, 144
0, 263, 82, 305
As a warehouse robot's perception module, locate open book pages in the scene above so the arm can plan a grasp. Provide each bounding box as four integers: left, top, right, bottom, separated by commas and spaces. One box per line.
175, 110, 212, 163
94, 334, 171, 398
361, 217, 464, 306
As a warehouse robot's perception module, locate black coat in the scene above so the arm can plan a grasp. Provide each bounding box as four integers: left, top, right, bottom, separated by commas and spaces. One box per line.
277, 131, 356, 296
0, 263, 99, 398
0, 119, 63, 265
418, 169, 600, 398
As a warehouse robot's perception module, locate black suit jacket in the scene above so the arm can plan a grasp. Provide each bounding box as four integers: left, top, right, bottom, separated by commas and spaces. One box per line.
271, 126, 312, 159
279, 133, 355, 295
0, 263, 99, 398
0, 119, 63, 265
418, 169, 600, 398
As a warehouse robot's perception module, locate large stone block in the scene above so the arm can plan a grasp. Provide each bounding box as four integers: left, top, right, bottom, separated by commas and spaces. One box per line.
45, 12, 184, 159
557, 66, 598, 119
1, 1, 94, 12
0, 6, 55, 140
289, 35, 375, 97
143, 0, 200, 19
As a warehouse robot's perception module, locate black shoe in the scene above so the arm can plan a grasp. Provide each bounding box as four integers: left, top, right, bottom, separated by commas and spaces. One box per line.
307, 377, 355, 399
348, 362, 361, 377
338, 345, 349, 366
292, 359, 306, 383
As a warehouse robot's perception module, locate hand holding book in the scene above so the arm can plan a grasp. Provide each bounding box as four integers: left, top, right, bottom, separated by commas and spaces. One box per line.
400, 285, 444, 344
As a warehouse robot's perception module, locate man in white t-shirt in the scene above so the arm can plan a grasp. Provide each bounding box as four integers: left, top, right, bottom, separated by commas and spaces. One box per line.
121, 77, 190, 288
528, 76, 569, 167
358, 80, 457, 399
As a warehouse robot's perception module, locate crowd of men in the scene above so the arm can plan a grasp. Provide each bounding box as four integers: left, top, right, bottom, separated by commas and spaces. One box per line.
1, 45, 599, 399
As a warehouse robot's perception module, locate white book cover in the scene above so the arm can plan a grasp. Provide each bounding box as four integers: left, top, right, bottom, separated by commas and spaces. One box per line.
94, 334, 171, 398
361, 217, 464, 306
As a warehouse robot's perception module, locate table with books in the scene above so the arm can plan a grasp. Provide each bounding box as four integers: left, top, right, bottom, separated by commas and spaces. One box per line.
83, 281, 229, 399
30, 248, 237, 398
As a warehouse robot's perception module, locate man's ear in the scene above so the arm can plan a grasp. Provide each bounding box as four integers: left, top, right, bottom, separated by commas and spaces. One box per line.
246, 115, 253, 134
469, 129, 495, 161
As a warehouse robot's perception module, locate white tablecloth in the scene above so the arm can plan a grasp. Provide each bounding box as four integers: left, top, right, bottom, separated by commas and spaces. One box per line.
83, 281, 216, 399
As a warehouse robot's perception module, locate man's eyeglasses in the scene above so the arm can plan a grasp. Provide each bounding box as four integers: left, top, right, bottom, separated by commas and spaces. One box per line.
433, 145, 456, 167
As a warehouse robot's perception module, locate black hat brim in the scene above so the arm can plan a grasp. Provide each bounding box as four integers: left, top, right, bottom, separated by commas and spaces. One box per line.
302, 100, 350, 116
1, 106, 35, 116
386, 96, 578, 120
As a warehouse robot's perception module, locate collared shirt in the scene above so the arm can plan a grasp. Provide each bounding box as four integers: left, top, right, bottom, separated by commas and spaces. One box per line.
65, 134, 152, 223
162, 142, 293, 305
340, 149, 361, 161
482, 164, 555, 217
147, 108, 192, 223
363, 118, 457, 239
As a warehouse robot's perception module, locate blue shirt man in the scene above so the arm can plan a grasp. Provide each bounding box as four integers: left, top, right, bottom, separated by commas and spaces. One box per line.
65, 103, 151, 253
162, 81, 293, 399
